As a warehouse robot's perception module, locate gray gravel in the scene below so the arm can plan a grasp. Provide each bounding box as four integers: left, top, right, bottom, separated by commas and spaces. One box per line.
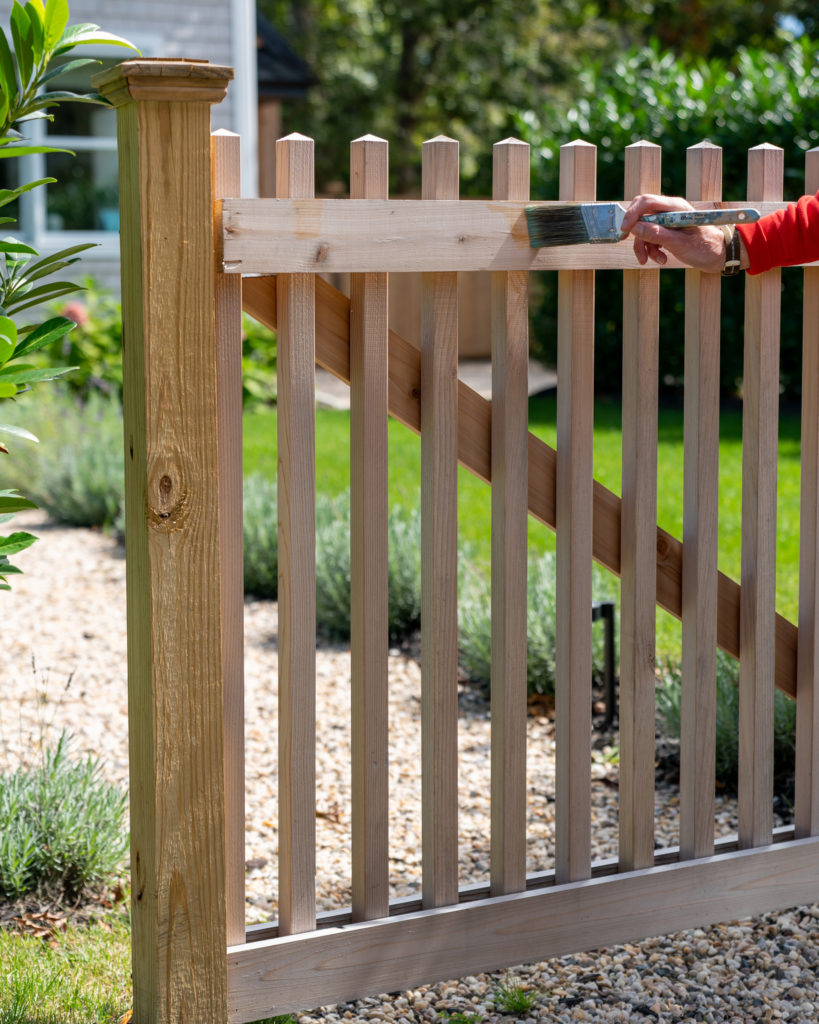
1, 510, 816, 1023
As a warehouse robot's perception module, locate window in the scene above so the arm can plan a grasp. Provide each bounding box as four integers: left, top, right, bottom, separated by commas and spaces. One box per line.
15, 54, 120, 250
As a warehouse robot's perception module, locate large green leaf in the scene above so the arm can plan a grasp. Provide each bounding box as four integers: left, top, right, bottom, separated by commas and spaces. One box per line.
0, 315, 17, 365
0, 381, 17, 396
0, 489, 37, 514
24, 1, 44, 68
5, 281, 82, 314
9, 2, 33, 87
0, 29, 17, 108
38, 56, 98, 86
42, 0, 68, 52
0, 530, 37, 556
0, 363, 76, 384
0, 238, 38, 256
0, 177, 55, 208
54, 23, 139, 53
0, 421, 38, 442
12, 315, 74, 357
0, 143, 73, 158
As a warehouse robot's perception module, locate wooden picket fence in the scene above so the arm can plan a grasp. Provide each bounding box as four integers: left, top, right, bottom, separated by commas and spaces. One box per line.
95, 60, 819, 1023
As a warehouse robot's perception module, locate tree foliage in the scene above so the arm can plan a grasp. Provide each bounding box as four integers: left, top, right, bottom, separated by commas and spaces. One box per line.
258, 0, 814, 195
517, 37, 819, 396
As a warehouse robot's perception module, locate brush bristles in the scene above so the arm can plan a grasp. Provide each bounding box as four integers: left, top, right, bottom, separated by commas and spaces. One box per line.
525, 205, 590, 248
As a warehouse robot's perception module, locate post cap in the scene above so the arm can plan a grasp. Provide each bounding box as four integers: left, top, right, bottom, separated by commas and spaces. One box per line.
93, 59, 234, 107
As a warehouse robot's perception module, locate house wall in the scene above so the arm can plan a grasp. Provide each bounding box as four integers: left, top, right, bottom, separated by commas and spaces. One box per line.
0, 0, 254, 293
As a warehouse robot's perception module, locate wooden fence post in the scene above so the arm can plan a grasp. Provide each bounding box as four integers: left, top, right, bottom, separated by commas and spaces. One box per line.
94, 59, 233, 1024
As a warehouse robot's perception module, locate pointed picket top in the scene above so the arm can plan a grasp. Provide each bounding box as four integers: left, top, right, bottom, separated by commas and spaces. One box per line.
351, 133, 388, 145
493, 138, 530, 201
422, 136, 459, 200
278, 131, 314, 143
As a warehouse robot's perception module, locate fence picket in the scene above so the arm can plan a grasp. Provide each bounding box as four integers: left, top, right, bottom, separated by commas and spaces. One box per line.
421, 136, 461, 908
276, 133, 318, 933
679, 142, 722, 861
349, 135, 391, 920
555, 140, 596, 884
739, 144, 783, 849
212, 129, 247, 945
619, 142, 661, 871
490, 138, 530, 896
796, 147, 819, 838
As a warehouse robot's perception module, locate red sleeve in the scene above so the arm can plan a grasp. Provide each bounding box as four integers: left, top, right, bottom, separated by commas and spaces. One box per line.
737, 190, 819, 275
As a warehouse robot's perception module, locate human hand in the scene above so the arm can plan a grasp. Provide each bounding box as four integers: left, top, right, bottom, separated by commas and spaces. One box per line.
620, 194, 727, 274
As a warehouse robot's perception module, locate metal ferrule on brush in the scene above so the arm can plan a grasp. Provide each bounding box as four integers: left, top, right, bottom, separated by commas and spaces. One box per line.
581, 203, 626, 243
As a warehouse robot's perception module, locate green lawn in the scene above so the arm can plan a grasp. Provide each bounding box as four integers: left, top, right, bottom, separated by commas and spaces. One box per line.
244, 393, 803, 661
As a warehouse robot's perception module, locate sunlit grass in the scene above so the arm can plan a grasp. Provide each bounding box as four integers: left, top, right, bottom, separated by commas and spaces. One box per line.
0, 915, 131, 1024
244, 392, 803, 663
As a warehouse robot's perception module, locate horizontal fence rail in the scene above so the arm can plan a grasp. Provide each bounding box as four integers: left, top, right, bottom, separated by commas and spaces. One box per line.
110, 57, 819, 1024
219, 198, 804, 274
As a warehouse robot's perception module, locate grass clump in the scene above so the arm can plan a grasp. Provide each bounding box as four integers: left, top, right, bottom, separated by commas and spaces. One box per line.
492, 976, 539, 1014
0, 915, 132, 1024
0, 732, 128, 902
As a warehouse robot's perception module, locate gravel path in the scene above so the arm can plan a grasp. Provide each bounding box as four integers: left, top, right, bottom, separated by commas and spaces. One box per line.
1, 511, 817, 1022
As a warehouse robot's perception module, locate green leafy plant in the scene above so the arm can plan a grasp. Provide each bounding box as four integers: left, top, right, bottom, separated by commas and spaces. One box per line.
314, 496, 422, 643
0, 0, 136, 586
0, 730, 128, 901
243, 472, 279, 599
492, 977, 539, 1015
458, 552, 619, 697
656, 649, 797, 792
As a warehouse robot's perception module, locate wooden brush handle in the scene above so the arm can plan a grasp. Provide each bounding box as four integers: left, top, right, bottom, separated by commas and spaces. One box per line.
642, 208, 760, 228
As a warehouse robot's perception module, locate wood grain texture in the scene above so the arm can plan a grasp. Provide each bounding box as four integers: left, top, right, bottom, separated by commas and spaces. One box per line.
420, 137, 460, 909
795, 147, 819, 838
739, 144, 783, 850
241, 274, 799, 699
555, 140, 595, 885
619, 142, 661, 872
220, 199, 798, 274
212, 129, 246, 947
349, 135, 390, 921
99, 61, 233, 1024
489, 139, 530, 896
226, 836, 819, 1022
276, 134, 317, 934
680, 142, 722, 860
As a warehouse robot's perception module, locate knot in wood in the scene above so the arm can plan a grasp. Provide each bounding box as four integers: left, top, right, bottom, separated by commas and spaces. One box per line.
148, 472, 189, 532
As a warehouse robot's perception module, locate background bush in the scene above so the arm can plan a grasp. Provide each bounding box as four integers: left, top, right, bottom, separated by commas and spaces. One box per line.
0, 732, 128, 902
458, 552, 620, 697
655, 649, 796, 792
243, 473, 279, 599
37, 279, 278, 408
518, 37, 819, 399
315, 497, 422, 643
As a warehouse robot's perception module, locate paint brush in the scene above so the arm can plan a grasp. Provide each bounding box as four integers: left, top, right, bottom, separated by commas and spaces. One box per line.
525, 202, 760, 248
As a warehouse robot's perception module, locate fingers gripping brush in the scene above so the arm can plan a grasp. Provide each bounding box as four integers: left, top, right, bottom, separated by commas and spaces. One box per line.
525, 202, 760, 248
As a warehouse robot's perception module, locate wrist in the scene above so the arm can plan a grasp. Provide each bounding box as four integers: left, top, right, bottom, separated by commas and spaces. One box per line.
721, 227, 742, 276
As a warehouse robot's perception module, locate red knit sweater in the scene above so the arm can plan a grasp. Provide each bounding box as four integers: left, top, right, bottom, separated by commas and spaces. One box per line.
737, 190, 819, 274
